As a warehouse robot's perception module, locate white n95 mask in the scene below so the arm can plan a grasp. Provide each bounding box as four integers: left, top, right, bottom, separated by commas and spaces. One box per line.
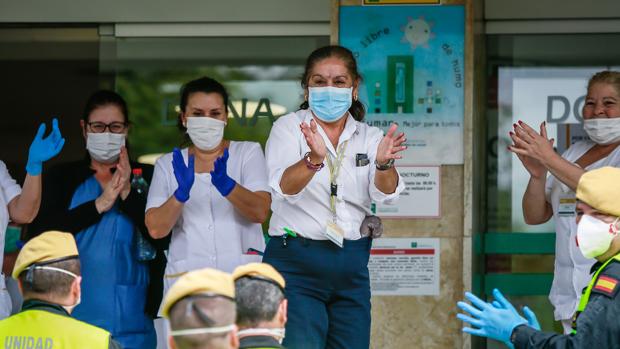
576, 214, 620, 259
583, 118, 620, 145
86, 132, 125, 163
185, 116, 226, 151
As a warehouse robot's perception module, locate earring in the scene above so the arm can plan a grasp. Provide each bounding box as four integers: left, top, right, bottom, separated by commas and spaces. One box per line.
354, 94, 358, 101
304, 94, 308, 102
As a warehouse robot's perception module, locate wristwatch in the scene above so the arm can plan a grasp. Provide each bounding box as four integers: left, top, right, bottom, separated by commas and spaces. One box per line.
375, 158, 395, 171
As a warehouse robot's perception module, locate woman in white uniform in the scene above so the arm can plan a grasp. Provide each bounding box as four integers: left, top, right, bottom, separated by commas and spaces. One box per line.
0, 118, 64, 318
145, 76, 270, 296
510, 70, 620, 333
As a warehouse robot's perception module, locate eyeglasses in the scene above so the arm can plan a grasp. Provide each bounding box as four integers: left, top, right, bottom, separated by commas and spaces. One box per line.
87, 121, 128, 134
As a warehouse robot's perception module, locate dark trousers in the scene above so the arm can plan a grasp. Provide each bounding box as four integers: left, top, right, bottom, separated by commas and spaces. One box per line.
263, 236, 372, 349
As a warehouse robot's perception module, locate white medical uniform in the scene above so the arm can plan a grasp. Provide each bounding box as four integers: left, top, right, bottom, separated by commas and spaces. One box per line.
146, 141, 269, 304
546, 140, 620, 325
266, 109, 404, 240
0, 161, 21, 319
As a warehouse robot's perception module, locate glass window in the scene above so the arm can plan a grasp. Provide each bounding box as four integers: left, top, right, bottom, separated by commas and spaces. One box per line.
100, 36, 329, 161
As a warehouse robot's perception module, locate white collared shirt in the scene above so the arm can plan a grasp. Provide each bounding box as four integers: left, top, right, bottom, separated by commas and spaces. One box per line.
146, 142, 269, 295
545, 140, 620, 320
266, 109, 404, 240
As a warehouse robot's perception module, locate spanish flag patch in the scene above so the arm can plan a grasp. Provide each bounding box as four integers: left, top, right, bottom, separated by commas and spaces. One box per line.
594, 276, 619, 296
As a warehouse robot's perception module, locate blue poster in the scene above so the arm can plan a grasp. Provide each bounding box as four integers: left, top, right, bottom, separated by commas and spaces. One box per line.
340, 5, 465, 164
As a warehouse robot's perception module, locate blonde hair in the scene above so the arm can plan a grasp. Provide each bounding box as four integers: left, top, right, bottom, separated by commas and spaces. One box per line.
588, 70, 620, 95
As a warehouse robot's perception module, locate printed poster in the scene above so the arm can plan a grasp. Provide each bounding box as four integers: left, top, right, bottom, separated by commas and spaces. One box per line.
340, 5, 465, 165
374, 166, 440, 218
369, 238, 440, 296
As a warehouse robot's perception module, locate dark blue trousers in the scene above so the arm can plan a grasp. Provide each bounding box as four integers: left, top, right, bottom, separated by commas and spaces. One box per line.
263, 236, 372, 349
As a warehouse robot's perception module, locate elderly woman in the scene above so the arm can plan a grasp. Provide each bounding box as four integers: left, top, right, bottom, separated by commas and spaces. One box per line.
263, 45, 406, 349
511, 70, 620, 333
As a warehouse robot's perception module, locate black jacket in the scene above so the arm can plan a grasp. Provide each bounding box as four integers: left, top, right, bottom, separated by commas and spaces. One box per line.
27, 157, 169, 318
512, 259, 620, 348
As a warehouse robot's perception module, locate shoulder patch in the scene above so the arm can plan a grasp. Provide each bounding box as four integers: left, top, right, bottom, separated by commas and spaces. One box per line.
593, 276, 619, 297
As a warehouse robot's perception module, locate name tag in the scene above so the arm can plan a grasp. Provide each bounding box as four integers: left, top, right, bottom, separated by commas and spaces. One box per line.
558, 194, 576, 217
324, 221, 344, 248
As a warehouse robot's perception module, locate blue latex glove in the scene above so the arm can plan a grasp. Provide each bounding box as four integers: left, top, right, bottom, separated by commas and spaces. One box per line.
26, 118, 65, 175
172, 148, 195, 203
210, 148, 236, 197
457, 289, 527, 344
491, 289, 541, 331
490, 289, 541, 348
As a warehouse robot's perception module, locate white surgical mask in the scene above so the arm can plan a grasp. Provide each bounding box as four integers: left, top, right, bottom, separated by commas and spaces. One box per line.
308, 86, 352, 123
237, 328, 286, 344
576, 215, 620, 259
86, 132, 126, 163
185, 116, 226, 151
26, 265, 81, 313
583, 118, 620, 145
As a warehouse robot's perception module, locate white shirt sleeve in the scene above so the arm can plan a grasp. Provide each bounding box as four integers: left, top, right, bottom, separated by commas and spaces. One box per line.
146, 155, 172, 211
265, 114, 307, 204
239, 142, 270, 193
0, 161, 21, 205
365, 127, 405, 203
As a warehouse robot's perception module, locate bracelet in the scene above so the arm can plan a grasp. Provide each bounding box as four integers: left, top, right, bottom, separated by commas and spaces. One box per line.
375, 158, 395, 171
303, 152, 324, 171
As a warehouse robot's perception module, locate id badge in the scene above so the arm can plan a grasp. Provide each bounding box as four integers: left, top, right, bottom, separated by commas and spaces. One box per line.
558, 194, 577, 217
324, 221, 344, 248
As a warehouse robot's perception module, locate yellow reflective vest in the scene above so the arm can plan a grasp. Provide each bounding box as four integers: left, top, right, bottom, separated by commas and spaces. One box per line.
0, 307, 110, 349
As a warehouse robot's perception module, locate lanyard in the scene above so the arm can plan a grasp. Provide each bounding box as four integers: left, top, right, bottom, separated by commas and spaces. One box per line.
325, 141, 348, 223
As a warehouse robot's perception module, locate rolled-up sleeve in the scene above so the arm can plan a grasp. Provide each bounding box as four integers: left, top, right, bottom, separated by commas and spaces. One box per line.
365, 129, 404, 204
265, 114, 307, 204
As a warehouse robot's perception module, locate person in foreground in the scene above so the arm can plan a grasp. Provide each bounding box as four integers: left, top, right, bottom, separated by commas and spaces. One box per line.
162, 268, 239, 349
233, 263, 288, 349
457, 166, 620, 348
0, 231, 121, 348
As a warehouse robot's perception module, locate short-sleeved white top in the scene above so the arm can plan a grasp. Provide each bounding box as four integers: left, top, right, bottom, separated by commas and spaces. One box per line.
146, 141, 269, 281
545, 140, 620, 320
0, 161, 21, 275
265, 109, 404, 240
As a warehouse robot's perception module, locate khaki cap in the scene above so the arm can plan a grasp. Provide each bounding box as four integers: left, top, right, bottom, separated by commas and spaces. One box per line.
162, 268, 235, 318
12, 231, 78, 279
232, 263, 286, 289
576, 167, 620, 217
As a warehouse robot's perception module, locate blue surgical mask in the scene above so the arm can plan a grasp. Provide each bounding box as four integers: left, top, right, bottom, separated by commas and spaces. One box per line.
308, 86, 352, 123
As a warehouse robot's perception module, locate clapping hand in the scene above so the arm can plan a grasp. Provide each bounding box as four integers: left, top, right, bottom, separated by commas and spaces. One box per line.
172, 148, 195, 203
376, 123, 406, 166
210, 148, 236, 197
300, 119, 327, 164
508, 121, 555, 179
26, 118, 65, 175
457, 289, 528, 345
116, 147, 131, 198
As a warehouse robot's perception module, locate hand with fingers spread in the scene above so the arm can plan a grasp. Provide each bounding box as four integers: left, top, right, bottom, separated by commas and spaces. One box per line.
300, 119, 327, 164
172, 147, 195, 203
210, 148, 236, 197
491, 289, 541, 331
508, 121, 555, 178
26, 118, 66, 176
457, 289, 527, 344
376, 123, 407, 166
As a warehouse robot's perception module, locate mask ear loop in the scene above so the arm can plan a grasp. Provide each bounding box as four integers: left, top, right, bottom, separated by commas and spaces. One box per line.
609, 217, 620, 234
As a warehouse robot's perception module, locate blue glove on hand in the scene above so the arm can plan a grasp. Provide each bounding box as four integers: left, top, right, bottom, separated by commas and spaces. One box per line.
490, 289, 541, 348
26, 118, 65, 175
172, 148, 195, 203
210, 148, 236, 197
457, 289, 527, 344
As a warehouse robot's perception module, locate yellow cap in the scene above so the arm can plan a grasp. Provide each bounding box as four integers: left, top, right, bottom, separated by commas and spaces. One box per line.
232, 263, 286, 289
12, 231, 78, 279
577, 167, 620, 217
162, 268, 235, 318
